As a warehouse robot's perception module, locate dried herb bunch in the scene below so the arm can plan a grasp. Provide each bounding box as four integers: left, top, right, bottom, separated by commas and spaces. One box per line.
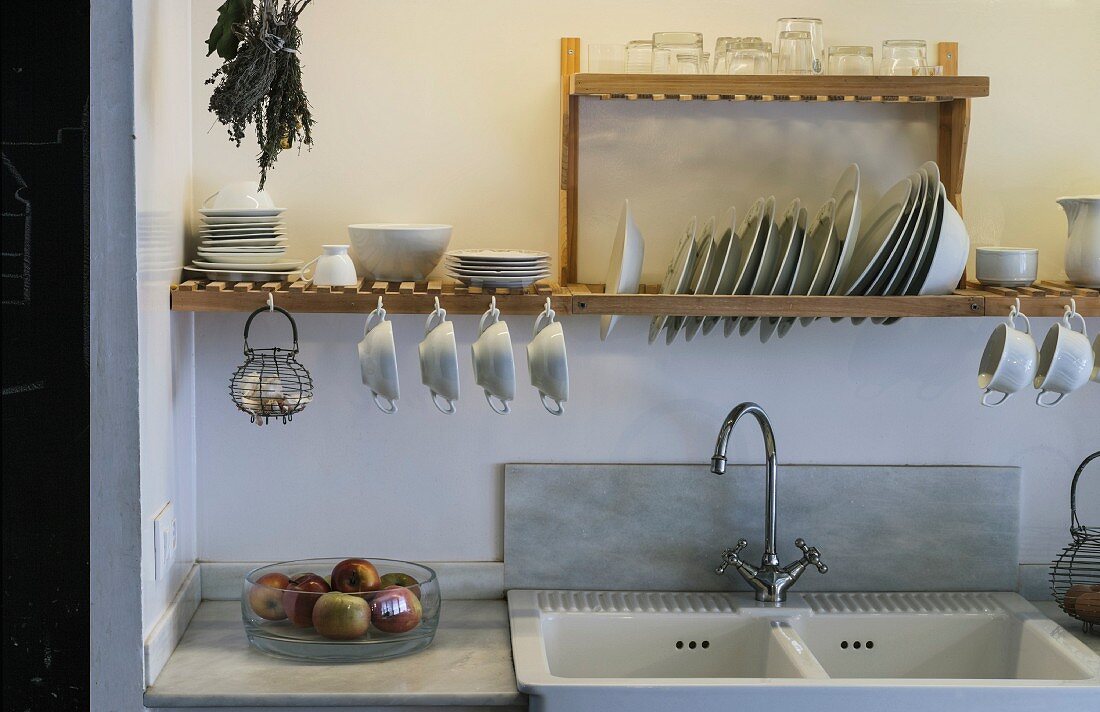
206, 0, 315, 187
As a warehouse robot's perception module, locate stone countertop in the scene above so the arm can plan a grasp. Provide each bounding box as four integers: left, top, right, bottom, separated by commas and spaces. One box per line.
144, 599, 525, 708
1033, 600, 1100, 654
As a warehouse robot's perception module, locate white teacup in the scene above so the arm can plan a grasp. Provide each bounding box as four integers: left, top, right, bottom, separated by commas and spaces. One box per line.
977, 307, 1037, 407
358, 301, 400, 413
1034, 306, 1093, 407
204, 180, 276, 210
306, 245, 359, 287
527, 302, 569, 415
471, 301, 515, 415
419, 301, 460, 414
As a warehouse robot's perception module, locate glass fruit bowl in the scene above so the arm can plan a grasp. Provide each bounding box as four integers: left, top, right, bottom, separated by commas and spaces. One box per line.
242, 557, 440, 662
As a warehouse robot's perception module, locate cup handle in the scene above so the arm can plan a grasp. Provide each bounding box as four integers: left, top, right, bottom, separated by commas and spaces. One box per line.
533, 301, 555, 337
484, 390, 511, 415
981, 389, 1010, 407
364, 305, 386, 335
1036, 389, 1066, 408
431, 391, 457, 415
479, 306, 500, 335
1065, 308, 1088, 338
201, 190, 219, 208
426, 305, 448, 335
1008, 310, 1031, 335
372, 392, 398, 414
540, 392, 565, 416
300, 256, 320, 285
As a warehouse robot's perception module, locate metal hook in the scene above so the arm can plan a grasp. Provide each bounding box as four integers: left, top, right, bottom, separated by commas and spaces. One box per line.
490, 295, 497, 312
1009, 297, 1021, 319
1065, 297, 1078, 319
434, 296, 441, 312
267, 291, 275, 312
378, 295, 384, 312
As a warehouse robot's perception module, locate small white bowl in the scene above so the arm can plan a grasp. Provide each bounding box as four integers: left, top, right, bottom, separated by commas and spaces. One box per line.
348, 224, 453, 281
975, 247, 1038, 287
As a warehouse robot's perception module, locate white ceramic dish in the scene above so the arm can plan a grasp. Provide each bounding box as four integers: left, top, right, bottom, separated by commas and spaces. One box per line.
722, 198, 769, 337
447, 249, 550, 262
192, 259, 304, 271
918, 184, 969, 295
760, 200, 807, 343
797, 199, 839, 329
737, 197, 780, 336
200, 232, 287, 241
445, 261, 550, 274
840, 178, 912, 295
868, 171, 926, 295
196, 252, 286, 264
202, 217, 284, 226
668, 217, 716, 344
183, 266, 306, 281
200, 237, 288, 247
350, 224, 453, 281
975, 247, 1039, 287
779, 200, 832, 337
199, 208, 285, 218
601, 199, 646, 341
452, 275, 549, 289
648, 218, 698, 344
829, 164, 862, 291
698, 207, 740, 337
448, 258, 549, 268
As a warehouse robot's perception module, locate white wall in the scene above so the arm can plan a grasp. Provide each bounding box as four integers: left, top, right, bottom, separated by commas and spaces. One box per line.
189, 1, 1100, 568
135, 0, 197, 637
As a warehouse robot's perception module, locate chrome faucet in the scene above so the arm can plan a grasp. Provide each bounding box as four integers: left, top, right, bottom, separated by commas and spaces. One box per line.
711, 402, 827, 603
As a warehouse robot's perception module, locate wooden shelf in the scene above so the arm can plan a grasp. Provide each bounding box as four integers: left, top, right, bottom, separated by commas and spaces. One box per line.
171, 280, 1100, 318
570, 73, 990, 102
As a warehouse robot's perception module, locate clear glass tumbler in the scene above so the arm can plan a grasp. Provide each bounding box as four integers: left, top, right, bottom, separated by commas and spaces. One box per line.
775, 18, 825, 74
652, 32, 704, 73
880, 39, 927, 75
625, 40, 653, 73
727, 40, 773, 75
828, 46, 874, 75
777, 31, 814, 74
713, 37, 738, 73
676, 52, 703, 74
588, 44, 626, 73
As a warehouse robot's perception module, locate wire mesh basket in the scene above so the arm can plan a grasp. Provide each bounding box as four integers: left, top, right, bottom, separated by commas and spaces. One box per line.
1050, 450, 1100, 634
229, 306, 313, 425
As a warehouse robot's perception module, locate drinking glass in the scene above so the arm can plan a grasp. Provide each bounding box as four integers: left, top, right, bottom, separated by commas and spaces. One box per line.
777, 31, 814, 74
676, 52, 703, 74
713, 37, 737, 73
727, 40, 772, 74
625, 40, 653, 73
653, 32, 703, 73
775, 18, 824, 74
828, 46, 874, 75
880, 40, 927, 75
588, 44, 626, 73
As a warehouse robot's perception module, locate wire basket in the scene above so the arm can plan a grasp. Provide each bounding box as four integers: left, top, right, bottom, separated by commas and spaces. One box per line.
1050, 450, 1100, 634
229, 306, 313, 425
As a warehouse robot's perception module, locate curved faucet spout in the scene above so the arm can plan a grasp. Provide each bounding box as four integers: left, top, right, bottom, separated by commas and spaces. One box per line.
711, 402, 779, 563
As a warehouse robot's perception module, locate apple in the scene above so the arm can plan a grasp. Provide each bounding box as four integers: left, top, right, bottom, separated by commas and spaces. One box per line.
330, 558, 381, 593
249, 572, 291, 620
312, 591, 371, 640
380, 572, 420, 599
283, 573, 330, 627
370, 585, 423, 634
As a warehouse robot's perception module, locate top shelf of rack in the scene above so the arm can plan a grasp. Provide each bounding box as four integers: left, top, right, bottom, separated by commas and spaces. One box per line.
569, 74, 990, 102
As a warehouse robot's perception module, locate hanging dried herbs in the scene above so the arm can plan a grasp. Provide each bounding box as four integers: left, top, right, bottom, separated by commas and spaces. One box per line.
205, 0, 315, 188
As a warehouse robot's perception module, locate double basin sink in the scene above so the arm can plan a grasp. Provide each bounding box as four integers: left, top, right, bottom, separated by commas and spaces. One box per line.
509, 590, 1099, 712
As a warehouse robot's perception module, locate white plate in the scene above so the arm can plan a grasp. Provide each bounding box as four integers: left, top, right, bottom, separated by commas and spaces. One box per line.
648, 217, 698, 344
198, 245, 287, 253
451, 275, 548, 289
782, 199, 834, 336
918, 184, 969, 295
195, 251, 286, 264
446, 249, 550, 262
201, 216, 284, 226
721, 197, 769, 336
192, 259, 304, 271
445, 261, 549, 273
601, 199, 646, 341
697, 206, 740, 337
797, 199, 839, 328
447, 258, 549, 268
668, 216, 716, 344
200, 237, 288, 247
839, 177, 912, 295
872, 165, 937, 325
861, 171, 923, 297
199, 208, 285, 218
826, 164, 862, 322
760, 200, 807, 343
184, 265, 305, 281
737, 197, 781, 337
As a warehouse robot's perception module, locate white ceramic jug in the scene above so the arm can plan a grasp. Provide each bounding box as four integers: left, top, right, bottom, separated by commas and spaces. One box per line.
1059, 195, 1100, 288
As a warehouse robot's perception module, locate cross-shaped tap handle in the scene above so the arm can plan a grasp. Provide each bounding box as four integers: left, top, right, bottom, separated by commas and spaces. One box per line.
715, 538, 748, 575
795, 538, 828, 573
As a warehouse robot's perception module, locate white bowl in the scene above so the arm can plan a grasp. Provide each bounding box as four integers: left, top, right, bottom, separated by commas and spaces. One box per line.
975, 247, 1038, 287
348, 224, 453, 281
918, 184, 970, 295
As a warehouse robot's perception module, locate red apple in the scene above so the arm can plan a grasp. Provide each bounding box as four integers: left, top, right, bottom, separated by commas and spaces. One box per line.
380, 572, 421, 599
283, 573, 330, 627
249, 572, 291, 620
370, 585, 423, 633
330, 558, 381, 593
312, 591, 371, 640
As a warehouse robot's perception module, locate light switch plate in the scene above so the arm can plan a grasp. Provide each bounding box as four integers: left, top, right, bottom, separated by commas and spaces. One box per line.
153, 501, 176, 581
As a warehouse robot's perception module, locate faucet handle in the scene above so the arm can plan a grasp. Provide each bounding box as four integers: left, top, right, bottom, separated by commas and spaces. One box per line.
715, 539, 748, 575
794, 538, 828, 573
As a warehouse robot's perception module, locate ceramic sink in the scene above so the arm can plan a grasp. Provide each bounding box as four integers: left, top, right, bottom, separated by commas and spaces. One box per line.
508, 590, 1100, 712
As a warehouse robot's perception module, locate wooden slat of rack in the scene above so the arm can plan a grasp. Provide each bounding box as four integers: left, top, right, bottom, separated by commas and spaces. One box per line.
569, 293, 985, 318
975, 280, 1100, 317
570, 74, 989, 100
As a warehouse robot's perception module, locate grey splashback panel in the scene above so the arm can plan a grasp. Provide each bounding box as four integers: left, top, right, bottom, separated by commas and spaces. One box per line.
504, 464, 1019, 592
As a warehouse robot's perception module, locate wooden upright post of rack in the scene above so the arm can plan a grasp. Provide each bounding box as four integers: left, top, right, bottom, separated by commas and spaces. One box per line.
936, 42, 971, 287
559, 38, 580, 286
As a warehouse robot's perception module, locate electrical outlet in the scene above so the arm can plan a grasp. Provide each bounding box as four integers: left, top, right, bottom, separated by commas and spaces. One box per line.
153, 501, 177, 582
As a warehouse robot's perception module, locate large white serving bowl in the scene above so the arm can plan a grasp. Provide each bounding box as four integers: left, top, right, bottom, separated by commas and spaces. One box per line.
918, 185, 970, 295
348, 224, 453, 281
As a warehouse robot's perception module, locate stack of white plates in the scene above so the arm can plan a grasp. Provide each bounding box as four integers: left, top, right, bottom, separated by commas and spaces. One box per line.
445, 250, 551, 289
629, 162, 969, 344
188, 206, 304, 276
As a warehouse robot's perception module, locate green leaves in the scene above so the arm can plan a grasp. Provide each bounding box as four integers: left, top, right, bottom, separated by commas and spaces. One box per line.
205, 0, 253, 60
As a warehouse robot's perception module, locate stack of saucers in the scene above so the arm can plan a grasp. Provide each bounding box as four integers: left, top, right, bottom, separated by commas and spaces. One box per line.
444, 249, 551, 289
187, 181, 304, 278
